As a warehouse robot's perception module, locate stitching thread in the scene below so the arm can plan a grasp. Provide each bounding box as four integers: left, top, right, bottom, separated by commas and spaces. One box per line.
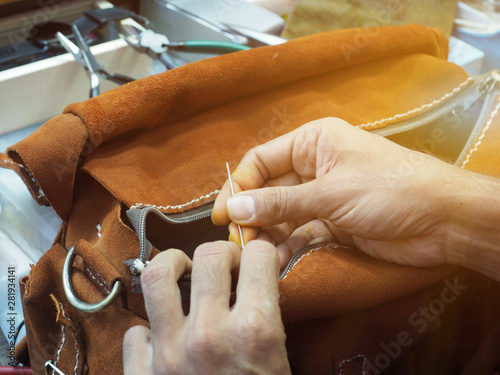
52, 323, 65, 375
131, 189, 220, 211
86, 266, 110, 294
460, 98, 500, 168
357, 78, 473, 130
59, 302, 80, 375
1, 159, 45, 199
338, 354, 367, 375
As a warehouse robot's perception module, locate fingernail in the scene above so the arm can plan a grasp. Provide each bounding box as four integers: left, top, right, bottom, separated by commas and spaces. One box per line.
227, 195, 255, 221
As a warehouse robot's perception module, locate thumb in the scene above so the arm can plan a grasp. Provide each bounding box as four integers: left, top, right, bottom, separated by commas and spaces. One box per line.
227, 182, 325, 227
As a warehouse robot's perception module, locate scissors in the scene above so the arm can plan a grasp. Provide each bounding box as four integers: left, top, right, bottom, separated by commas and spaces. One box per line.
56, 28, 135, 98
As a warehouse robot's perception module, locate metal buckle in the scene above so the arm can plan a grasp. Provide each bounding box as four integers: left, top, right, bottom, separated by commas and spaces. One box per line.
62, 247, 122, 313
45, 360, 66, 375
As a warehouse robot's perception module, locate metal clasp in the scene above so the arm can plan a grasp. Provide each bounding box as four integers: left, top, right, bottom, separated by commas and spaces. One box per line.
62, 247, 122, 313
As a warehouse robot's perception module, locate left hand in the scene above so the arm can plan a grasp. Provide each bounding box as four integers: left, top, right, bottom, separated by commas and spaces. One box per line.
123, 240, 291, 375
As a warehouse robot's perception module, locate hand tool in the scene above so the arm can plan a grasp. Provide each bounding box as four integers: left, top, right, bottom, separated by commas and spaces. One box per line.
226, 162, 245, 249
119, 23, 251, 71
56, 30, 135, 98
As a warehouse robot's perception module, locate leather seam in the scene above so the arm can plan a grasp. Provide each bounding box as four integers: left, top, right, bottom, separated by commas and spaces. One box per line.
85, 266, 110, 294
1, 159, 45, 199
59, 302, 81, 375
52, 321, 66, 375
460, 98, 500, 169
130, 189, 220, 211
338, 354, 367, 375
357, 77, 473, 130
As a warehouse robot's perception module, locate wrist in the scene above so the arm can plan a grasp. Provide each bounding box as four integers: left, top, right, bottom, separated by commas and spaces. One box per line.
442, 170, 500, 280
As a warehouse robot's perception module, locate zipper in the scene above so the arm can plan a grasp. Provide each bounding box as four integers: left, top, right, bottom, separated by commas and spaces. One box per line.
279, 243, 348, 280
138, 71, 500, 274
373, 70, 500, 138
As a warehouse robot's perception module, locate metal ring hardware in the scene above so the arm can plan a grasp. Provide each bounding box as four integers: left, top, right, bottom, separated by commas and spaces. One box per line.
62, 247, 122, 313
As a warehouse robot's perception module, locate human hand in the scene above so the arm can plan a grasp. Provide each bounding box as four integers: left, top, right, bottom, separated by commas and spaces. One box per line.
213, 117, 470, 269
123, 240, 291, 375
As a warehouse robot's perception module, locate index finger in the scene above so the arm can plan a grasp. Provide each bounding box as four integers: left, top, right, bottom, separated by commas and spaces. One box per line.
233, 240, 281, 319
140, 249, 192, 348
213, 130, 298, 225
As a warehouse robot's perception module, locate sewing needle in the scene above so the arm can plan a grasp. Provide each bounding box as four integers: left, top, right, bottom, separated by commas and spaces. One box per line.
226, 162, 245, 249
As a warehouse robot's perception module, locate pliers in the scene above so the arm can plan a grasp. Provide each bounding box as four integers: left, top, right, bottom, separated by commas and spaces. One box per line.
119, 23, 251, 70
56, 27, 135, 98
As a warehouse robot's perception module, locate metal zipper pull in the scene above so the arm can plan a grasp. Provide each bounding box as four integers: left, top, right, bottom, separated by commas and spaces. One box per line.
453, 70, 500, 116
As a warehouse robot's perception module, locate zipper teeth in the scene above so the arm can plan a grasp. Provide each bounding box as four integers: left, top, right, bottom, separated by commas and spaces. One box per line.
279, 243, 347, 280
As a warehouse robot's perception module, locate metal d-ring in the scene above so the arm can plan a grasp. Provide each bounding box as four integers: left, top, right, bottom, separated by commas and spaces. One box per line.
62, 247, 122, 313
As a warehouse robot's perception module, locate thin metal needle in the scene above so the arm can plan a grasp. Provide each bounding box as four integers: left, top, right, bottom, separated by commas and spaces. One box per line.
226, 162, 245, 249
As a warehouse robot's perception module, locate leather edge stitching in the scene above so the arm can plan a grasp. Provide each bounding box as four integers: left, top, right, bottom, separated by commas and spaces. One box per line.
460, 98, 500, 169
130, 189, 220, 211
357, 77, 473, 130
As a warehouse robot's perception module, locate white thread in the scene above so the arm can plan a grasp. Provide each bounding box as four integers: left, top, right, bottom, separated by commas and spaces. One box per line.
96, 224, 102, 238
338, 354, 367, 375
58, 302, 80, 375
1, 159, 45, 199
52, 324, 66, 375
87, 265, 108, 287
86, 267, 110, 293
357, 78, 473, 130
461, 98, 500, 168
131, 189, 220, 211
134, 259, 150, 274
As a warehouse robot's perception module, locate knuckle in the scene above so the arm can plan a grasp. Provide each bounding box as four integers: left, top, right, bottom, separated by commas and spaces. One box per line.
153, 349, 181, 375
141, 249, 187, 292
235, 313, 283, 347
193, 241, 235, 262
141, 262, 170, 292
264, 187, 291, 220
246, 240, 278, 259
186, 326, 221, 359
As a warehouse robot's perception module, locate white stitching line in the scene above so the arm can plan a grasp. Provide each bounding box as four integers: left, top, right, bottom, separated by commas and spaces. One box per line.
131, 189, 220, 211
59, 302, 80, 375
86, 267, 110, 294
280, 243, 346, 281
338, 354, 367, 375
52, 323, 65, 375
1, 159, 45, 199
357, 78, 473, 130
461, 98, 500, 169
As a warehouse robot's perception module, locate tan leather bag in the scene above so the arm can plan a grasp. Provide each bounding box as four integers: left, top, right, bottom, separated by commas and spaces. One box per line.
1, 24, 500, 374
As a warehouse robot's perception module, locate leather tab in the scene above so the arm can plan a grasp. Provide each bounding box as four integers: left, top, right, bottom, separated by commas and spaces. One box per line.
74, 240, 122, 296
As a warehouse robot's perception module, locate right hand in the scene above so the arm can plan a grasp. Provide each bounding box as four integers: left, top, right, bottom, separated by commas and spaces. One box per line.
213, 117, 475, 270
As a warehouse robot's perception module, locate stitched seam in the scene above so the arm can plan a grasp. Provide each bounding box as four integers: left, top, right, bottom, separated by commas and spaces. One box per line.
86, 266, 110, 294
461, 98, 500, 168
338, 354, 367, 375
52, 324, 65, 375
131, 189, 220, 211
2, 159, 45, 199
357, 78, 473, 130
59, 302, 80, 375
280, 243, 345, 281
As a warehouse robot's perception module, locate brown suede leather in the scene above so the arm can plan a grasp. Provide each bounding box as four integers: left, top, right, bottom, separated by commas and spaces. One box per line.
2, 25, 500, 374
